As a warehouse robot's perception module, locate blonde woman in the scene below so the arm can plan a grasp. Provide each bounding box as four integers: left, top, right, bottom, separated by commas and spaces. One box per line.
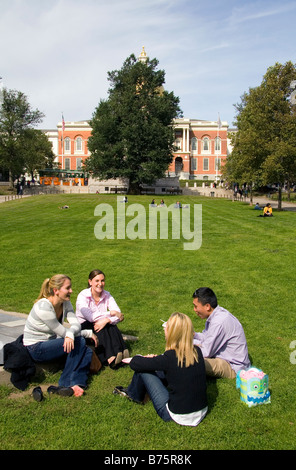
113, 312, 208, 426
23, 275, 96, 397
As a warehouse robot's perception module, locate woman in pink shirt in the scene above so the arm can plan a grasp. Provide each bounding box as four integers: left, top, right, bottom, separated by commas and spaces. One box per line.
76, 269, 129, 368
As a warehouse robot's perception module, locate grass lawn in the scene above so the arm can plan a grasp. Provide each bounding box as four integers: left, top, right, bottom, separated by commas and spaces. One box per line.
0, 193, 295, 451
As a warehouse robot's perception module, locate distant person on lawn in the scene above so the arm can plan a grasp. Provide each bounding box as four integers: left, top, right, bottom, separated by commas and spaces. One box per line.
192, 287, 250, 378
263, 203, 273, 217
76, 269, 128, 368
113, 312, 208, 427
23, 275, 96, 397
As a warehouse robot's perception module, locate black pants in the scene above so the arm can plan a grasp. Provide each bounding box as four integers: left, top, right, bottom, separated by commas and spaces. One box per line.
81, 320, 127, 365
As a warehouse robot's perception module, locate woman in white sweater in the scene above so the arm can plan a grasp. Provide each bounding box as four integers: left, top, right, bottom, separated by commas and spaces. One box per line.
23, 274, 96, 397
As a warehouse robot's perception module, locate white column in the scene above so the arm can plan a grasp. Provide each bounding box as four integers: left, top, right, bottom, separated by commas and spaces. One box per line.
186, 128, 189, 153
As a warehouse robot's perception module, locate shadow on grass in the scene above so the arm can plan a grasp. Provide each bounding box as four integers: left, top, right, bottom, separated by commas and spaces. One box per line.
206, 377, 219, 414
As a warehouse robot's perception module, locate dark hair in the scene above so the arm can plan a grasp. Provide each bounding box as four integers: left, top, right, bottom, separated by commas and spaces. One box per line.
88, 269, 105, 287
192, 287, 217, 308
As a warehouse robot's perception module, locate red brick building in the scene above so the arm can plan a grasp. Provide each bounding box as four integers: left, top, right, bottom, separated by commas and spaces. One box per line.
168, 118, 228, 181
57, 120, 91, 172
53, 117, 228, 183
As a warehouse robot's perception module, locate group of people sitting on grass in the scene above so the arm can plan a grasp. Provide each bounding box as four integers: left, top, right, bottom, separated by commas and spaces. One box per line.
21, 271, 250, 427
254, 202, 273, 216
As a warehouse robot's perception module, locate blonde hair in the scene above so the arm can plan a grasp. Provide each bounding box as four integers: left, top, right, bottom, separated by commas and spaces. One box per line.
165, 312, 198, 368
35, 275, 71, 302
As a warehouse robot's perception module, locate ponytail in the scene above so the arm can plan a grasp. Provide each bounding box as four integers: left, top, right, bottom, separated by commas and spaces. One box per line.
35, 275, 71, 302
35, 278, 51, 302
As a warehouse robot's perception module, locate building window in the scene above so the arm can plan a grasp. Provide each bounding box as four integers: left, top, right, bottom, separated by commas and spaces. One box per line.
215, 157, 221, 171
64, 137, 70, 154
76, 158, 82, 170
202, 137, 210, 153
203, 158, 209, 171
215, 137, 221, 152
191, 158, 197, 171
191, 137, 197, 154
76, 137, 83, 153
65, 158, 71, 170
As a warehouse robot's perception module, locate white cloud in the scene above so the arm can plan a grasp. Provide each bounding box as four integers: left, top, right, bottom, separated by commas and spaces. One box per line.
228, 1, 296, 25
0, 0, 295, 128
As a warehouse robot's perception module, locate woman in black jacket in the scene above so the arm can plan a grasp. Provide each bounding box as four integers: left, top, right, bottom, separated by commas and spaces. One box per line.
113, 312, 208, 426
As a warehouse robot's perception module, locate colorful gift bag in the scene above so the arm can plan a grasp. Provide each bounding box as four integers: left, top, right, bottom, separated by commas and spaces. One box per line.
236, 367, 271, 407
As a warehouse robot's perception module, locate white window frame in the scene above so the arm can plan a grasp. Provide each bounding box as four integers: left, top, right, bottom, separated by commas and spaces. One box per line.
191, 137, 197, 154
202, 137, 210, 154
215, 137, 221, 153
65, 158, 71, 170
76, 158, 82, 170
203, 158, 209, 171
75, 137, 83, 153
215, 157, 221, 171
191, 157, 197, 171
64, 137, 71, 154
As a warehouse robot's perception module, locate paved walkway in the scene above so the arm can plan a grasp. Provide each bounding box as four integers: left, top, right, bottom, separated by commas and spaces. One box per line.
0, 194, 31, 204
0, 310, 27, 365
183, 186, 296, 211
0, 308, 138, 365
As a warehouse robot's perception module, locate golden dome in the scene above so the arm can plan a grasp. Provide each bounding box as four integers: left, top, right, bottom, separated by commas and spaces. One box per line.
138, 46, 148, 63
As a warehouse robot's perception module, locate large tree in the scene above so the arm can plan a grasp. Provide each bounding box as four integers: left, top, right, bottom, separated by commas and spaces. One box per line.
223, 61, 296, 209
0, 88, 44, 186
87, 53, 182, 193
21, 128, 55, 181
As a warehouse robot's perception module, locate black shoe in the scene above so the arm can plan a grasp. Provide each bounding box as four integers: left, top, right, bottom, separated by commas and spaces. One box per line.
32, 386, 43, 402
113, 386, 143, 404
47, 385, 74, 397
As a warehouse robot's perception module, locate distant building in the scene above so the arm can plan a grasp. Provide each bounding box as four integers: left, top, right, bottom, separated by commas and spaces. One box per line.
42, 47, 229, 183
1, 48, 231, 186
43, 117, 229, 184
57, 120, 91, 172
169, 118, 228, 181
41, 121, 91, 187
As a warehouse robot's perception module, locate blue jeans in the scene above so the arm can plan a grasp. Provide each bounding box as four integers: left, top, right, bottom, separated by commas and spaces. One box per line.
26, 336, 92, 388
127, 371, 172, 422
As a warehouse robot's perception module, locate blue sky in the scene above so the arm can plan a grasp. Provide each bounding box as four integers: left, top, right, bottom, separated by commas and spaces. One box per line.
0, 0, 295, 129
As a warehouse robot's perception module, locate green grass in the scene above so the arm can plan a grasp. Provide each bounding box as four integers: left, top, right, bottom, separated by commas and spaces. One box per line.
0, 193, 295, 450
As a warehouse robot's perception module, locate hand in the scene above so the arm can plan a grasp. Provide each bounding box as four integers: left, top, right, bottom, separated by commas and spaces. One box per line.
94, 318, 110, 332
144, 354, 157, 358
63, 336, 74, 353
110, 310, 124, 322
91, 333, 98, 347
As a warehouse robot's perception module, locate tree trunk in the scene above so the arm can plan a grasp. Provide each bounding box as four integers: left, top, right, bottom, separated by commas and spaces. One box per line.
249, 186, 253, 204
9, 170, 14, 190
128, 181, 141, 195
277, 184, 282, 211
